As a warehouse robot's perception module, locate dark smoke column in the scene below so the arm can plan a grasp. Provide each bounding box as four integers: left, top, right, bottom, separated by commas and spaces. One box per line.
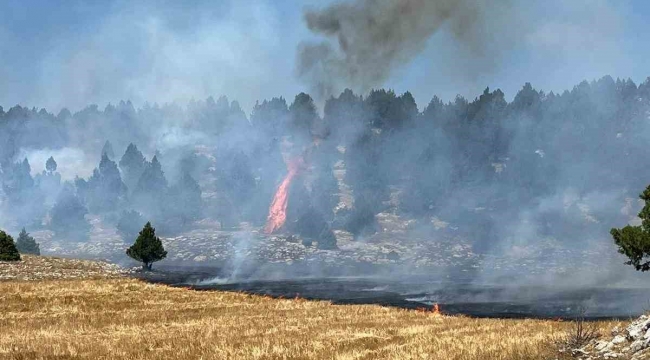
297, 0, 516, 101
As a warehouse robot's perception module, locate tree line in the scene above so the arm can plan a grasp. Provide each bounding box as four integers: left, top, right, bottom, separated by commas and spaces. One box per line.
1, 76, 650, 253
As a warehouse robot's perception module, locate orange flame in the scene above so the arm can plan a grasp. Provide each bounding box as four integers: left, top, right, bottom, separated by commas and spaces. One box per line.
432, 303, 441, 315
264, 158, 303, 234
415, 304, 441, 315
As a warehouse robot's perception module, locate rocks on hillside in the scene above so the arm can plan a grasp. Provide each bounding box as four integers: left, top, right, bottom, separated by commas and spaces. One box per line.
572, 315, 650, 359
0, 255, 133, 281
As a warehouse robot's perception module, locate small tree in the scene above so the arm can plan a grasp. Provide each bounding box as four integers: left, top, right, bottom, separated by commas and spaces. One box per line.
0, 230, 21, 261
611, 184, 650, 271
15, 228, 40, 255
46, 156, 57, 173
126, 222, 167, 270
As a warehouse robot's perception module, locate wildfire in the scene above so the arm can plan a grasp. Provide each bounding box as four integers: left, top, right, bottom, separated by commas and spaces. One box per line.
416, 303, 442, 315
264, 157, 304, 234
432, 303, 441, 315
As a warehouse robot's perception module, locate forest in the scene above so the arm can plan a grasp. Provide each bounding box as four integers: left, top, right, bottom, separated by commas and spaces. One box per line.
1, 76, 649, 252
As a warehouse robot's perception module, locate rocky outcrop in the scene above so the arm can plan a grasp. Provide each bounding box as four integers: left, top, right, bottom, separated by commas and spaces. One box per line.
571, 315, 650, 359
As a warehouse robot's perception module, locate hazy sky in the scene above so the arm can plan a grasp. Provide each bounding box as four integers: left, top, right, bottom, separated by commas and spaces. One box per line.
1, 0, 648, 113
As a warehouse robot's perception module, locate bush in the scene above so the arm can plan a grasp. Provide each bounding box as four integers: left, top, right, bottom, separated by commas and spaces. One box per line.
555, 309, 600, 354
0, 230, 21, 261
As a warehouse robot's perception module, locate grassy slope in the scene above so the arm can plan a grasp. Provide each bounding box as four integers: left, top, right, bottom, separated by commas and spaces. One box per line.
0, 276, 619, 360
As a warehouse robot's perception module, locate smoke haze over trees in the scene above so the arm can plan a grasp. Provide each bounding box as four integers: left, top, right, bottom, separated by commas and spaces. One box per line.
0, 76, 650, 265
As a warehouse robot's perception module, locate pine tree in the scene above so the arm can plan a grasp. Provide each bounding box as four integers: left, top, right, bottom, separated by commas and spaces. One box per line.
216, 151, 255, 210
50, 182, 90, 240
15, 228, 40, 255
2, 158, 45, 228
611, 184, 650, 271
166, 173, 202, 228
311, 160, 339, 223
46, 156, 57, 173
289, 92, 318, 144
135, 155, 167, 193
250, 97, 289, 136
101, 140, 115, 159
0, 230, 21, 261
126, 222, 167, 270
133, 156, 168, 221
119, 143, 146, 191
84, 153, 127, 213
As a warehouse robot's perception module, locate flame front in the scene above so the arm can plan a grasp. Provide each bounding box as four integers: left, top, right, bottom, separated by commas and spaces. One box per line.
264, 159, 302, 234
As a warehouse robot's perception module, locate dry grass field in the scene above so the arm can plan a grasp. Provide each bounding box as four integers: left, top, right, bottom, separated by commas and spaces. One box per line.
0, 275, 621, 360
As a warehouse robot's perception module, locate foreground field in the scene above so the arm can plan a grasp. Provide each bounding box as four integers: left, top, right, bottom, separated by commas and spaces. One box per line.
0, 277, 619, 360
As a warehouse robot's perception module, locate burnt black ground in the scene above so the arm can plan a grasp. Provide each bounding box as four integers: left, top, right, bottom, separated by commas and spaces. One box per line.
136, 270, 650, 320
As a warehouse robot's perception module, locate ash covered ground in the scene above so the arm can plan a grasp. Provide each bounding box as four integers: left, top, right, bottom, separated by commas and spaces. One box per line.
29, 213, 645, 319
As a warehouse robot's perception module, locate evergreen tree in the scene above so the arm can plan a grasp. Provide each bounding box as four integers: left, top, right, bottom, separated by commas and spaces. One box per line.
323, 88, 367, 143
289, 92, 318, 141
344, 131, 388, 238
119, 143, 146, 191
295, 207, 337, 250
101, 140, 115, 159
310, 159, 339, 224
250, 97, 289, 137
84, 153, 127, 213
40, 156, 62, 190
212, 151, 256, 227
3, 158, 34, 196
165, 173, 202, 229
133, 156, 168, 222
15, 228, 40, 255
46, 156, 57, 173
0, 230, 20, 261
135, 155, 167, 193
50, 182, 90, 240
2, 158, 45, 228
366, 88, 415, 129
217, 151, 255, 204
126, 222, 167, 270
176, 173, 202, 215
611, 184, 650, 271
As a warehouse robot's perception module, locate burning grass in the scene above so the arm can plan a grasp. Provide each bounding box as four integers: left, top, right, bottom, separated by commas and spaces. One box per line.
0, 277, 620, 359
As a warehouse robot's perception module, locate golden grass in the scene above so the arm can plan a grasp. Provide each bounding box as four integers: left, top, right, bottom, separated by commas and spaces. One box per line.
0, 278, 620, 360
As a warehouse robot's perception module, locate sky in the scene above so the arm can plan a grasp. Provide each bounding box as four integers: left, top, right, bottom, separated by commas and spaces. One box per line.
0, 0, 649, 114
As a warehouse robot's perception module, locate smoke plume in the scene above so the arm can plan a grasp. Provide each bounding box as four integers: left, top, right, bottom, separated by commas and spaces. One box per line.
298, 0, 518, 100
